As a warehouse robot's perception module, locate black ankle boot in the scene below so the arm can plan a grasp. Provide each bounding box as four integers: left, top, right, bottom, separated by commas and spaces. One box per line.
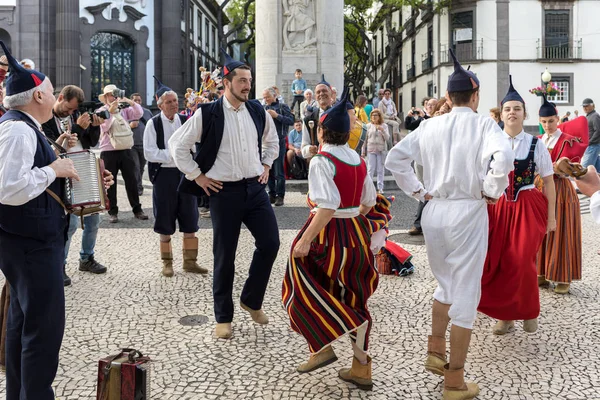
63, 264, 72, 287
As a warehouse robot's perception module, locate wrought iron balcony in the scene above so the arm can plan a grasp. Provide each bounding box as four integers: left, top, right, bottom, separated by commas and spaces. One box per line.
440, 40, 484, 63
406, 63, 416, 80
404, 18, 415, 36
537, 39, 582, 60
421, 52, 433, 72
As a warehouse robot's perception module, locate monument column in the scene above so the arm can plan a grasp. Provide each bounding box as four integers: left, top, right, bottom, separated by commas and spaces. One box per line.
255, 0, 280, 96
161, 0, 183, 95
55, 0, 80, 91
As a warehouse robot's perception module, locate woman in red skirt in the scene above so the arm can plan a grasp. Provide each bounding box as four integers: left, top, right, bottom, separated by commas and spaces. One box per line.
282, 89, 391, 391
478, 77, 556, 335
536, 96, 587, 294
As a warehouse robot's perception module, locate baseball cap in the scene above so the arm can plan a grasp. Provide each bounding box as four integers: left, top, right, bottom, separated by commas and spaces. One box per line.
582, 98, 594, 106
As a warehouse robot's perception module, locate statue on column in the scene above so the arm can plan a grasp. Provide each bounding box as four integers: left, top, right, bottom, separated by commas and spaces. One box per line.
283, 0, 317, 51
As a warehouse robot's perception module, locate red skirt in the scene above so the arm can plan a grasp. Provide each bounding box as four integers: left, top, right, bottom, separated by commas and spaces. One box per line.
478, 190, 548, 320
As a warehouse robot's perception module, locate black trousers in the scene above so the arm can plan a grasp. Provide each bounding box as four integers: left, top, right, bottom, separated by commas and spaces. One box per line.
131, 146, 146, 192
0, 230, 65, 400
209, 178, 280, 323
101, 149, 142, 215
413, 200, 428, 229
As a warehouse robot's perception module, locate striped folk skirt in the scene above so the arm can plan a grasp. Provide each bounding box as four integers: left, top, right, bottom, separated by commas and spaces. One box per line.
282, 196, 392, 354
536, 176, 582, 283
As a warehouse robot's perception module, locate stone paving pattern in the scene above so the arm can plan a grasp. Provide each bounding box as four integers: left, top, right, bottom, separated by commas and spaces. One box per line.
0, 184, 599, 400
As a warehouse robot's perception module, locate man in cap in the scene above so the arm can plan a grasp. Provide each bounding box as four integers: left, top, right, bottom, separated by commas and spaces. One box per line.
385, 49, 514, 399
169, 50, 280, 340
144, 78, 208, 277
98, 83, 149, 223
0, 41, 110, 400
301, 74, 334, 160
581, 98, 600, 171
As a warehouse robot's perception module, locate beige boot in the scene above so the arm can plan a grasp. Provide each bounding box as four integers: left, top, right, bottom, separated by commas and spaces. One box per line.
339, 355, 373, 391
160, 241, 174, 277
523, 318, 538, 333
297, 345, 337, 373
425, 335, 447, 376
537, 275, 550, 288
492, 320, 514, 335
443, 364, 479, 400
182, 237, 208, 274
554, 283, 570, 294
240, 301, 269, 325
215, 323, 232, 339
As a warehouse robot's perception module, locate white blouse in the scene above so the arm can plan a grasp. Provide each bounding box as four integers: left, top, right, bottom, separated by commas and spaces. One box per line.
504, 130, 554, 193
308, 143, 376, 218
540, 129, 563, 151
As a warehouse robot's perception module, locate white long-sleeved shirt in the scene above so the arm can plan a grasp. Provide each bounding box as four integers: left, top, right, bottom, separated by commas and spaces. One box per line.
541, 128, 562, 150
301, 107, 328, 159
143, 112, 181, 168
503, 130, 554, 194
385, 107, 514, 201
309, 143, 377, 218
168, 96, 279, 182
0, 110, 57, 206
591, 191, 600, 223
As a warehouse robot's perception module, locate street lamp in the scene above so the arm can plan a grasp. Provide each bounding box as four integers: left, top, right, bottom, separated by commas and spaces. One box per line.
542, 68, 552, 84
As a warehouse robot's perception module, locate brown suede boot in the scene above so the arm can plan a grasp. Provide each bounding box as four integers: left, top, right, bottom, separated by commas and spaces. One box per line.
182, 237, 208, 274
443, 364, 479, 400
425, 335, 446, 376
297, 345, 337, 373
160, 241, 174, 277
339, 356, 373, 391
537, 275, 550, 288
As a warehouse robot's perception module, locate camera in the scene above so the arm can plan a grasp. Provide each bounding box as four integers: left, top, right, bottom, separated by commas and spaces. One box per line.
78, 101, 110, 120
413, 109, 420, 115
112, 88, 125, 98
118, 102, 130, 110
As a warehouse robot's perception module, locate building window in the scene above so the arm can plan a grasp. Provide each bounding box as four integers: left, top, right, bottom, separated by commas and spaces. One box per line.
212, 26, 217, 58
451, 11, 474, 60
90, 32, 135, 101
427, 81, 434, 98
547, 77, 571, 105
205, 22, 210, 51
544, 10, 570, 59
197, 12, 202, 46
411, 88, 416, 108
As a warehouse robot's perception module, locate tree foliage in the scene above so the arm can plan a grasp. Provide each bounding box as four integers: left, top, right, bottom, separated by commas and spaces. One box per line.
210, 0, 256, 66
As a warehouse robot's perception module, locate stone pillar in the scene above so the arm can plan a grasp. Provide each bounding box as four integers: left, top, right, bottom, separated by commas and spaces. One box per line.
161, 0, 183, 95
256, 0, 344, 102
55, 0, 80, 91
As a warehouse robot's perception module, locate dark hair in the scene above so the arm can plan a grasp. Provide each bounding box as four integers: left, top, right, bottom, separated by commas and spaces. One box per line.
131, 92, 142, 99
383, 88, 391, 94
356, 95, 367, 107
295, 69, 302, 74
294, 119, 302, 124
489, 106, 500, 120
60, 85, 84, 104
422, 97, 432, 106
207, 92, 219, 101
448, 88, 479, 106
319, 123, 350, 145
223, 65, 251, 82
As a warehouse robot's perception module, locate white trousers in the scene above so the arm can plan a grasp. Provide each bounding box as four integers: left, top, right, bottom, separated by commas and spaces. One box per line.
421, 199, 488, 329
367, 152, 385, 191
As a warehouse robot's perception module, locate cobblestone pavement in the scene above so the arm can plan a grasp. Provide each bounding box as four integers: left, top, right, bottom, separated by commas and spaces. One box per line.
0, 183, 599, 400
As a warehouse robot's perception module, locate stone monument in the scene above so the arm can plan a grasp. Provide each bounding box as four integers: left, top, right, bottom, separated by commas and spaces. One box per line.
255, 0, 344, 103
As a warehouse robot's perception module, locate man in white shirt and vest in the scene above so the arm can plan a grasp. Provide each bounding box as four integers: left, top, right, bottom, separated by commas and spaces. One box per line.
169, 51, 280, 340
144, 78, 208, 277
385, 49, 514, 400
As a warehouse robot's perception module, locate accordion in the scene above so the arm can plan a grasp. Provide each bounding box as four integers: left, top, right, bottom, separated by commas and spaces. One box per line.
62, 150, 109, 216
97, 349, 151, 400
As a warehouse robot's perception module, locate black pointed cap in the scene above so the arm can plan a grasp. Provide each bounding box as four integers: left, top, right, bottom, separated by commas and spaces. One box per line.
317, 74, 331, 88
539, 93, 557, 117
447, 48, 479, 92
0, 40, 46, 96
320, 86, 351, 133
153, 76, 172, 100
501, 75, 525, 106
220, 48, 245, 77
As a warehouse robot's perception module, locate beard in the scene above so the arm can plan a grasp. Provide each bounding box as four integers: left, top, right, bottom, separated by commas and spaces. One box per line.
230, 87, 249, 103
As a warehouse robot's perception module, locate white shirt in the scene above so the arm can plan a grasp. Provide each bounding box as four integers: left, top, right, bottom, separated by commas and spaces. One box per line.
169, 96, 279, 182
0, 110, 57, 206
143, 112, 181, 168
385, 107, 514, 201
504, 130, 554, 193
591, 191, 600, 223
301, 107, 327, 159
541, 128, 562, 150
309, 143, 376, 218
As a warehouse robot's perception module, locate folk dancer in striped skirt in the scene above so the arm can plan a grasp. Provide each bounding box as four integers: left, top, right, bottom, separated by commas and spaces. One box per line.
282, 88, 391, 391
478, 78, 556, 335
536, 96, 587, 294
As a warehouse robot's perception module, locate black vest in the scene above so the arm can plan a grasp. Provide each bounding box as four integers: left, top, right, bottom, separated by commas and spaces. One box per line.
178, 97, 266, 196
147, 113, 187, 183
0, 110, 67, 241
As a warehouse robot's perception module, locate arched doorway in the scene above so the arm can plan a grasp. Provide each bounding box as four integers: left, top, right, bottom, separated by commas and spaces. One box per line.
90, 32, 135, 101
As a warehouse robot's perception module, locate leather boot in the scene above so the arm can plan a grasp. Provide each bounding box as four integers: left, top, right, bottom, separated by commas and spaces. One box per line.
182, 237, 208, 274
492, 320, 514, 335
443, 364, 479, 400
63, 264, 71, 287
161, 241, 174, 277
523, 318, 538, 333
425, 335, 446, 376
297, 345, 337, 373
339, 355, 373, 391
537, 275, 550, 288
554, 283, 570, 294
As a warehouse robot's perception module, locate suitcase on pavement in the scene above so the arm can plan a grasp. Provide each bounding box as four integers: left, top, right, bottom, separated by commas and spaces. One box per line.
97, 348, 151, 400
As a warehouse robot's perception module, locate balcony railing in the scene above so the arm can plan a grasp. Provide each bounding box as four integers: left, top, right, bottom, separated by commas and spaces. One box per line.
404, 18, 415, 36
406, 63, 416, 80
421, 52, 433, 72
440, 39, 484, 63
537, 39, 582, 60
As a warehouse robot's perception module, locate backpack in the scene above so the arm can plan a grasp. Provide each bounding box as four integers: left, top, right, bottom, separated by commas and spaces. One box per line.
288, 154, 308, 179
108, 113, 134, 150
